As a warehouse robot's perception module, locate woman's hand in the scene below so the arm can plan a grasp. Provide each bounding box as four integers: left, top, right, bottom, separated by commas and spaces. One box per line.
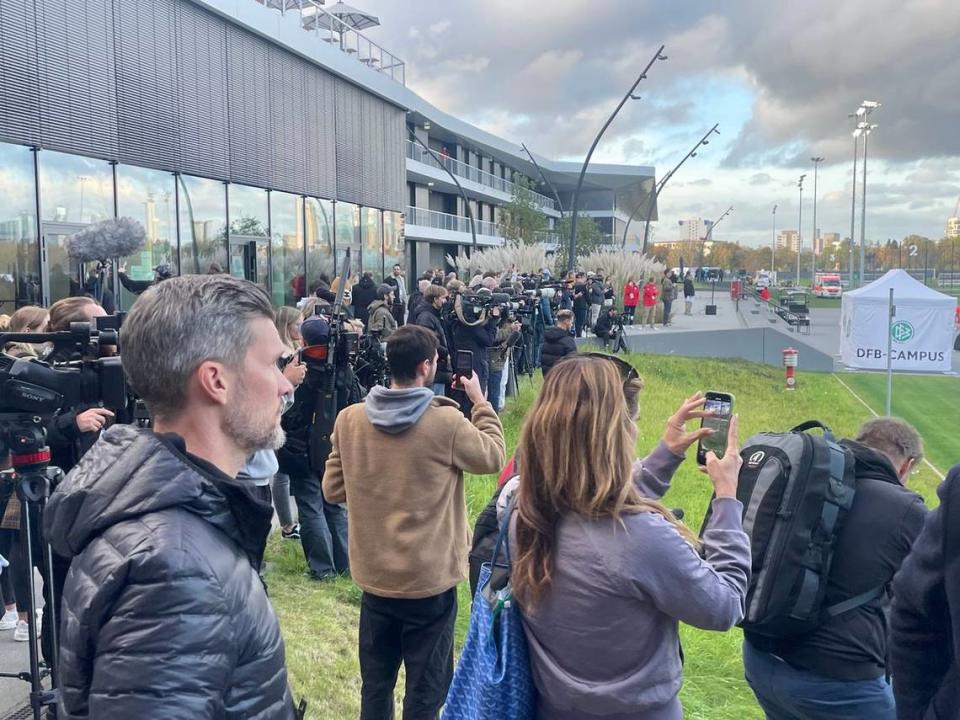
704, 415, 741, 499
661, 392, 714, 456
76, 408, 114, 434
283, 356, 307, 387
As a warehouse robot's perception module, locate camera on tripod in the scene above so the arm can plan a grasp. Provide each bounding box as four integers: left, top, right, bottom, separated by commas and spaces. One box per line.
0, 322, 133, 718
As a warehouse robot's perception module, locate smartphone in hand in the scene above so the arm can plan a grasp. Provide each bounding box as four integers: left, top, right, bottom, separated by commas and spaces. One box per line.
697, 391, 735, 465
454, 349, 474, 385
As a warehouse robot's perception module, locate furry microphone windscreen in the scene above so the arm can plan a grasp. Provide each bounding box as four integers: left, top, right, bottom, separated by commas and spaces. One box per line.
66, 217, 147, 262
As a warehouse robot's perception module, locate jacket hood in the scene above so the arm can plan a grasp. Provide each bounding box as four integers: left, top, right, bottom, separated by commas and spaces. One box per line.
842, 439, 902, 486
364, 385, 438, 434
368, 299, 389, 312
544, 326, 572, 341
358, 276, 376, 288
44, 425, 273, 565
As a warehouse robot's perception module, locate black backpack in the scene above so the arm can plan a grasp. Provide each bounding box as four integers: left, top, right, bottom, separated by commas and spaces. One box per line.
712, 421, 877, 639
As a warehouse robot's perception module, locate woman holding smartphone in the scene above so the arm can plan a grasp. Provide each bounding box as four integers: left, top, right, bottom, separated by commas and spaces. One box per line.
500, 355, 749, 720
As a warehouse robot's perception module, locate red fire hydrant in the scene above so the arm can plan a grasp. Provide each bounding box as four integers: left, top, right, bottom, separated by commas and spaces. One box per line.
783, 347, 799, 390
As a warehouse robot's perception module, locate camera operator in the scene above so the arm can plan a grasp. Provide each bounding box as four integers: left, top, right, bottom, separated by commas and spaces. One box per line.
415, 284, 452, 395
277, 315, 358, 581
572, 272, 589, 337
593, 306, 621, 351
367, 285, 398, 340
451, 294, 499, 417
44, 275, 299, 718
587, 272, 606, 331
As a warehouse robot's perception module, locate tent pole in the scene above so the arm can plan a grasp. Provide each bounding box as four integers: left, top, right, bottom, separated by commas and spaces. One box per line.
885, 287, 894, 416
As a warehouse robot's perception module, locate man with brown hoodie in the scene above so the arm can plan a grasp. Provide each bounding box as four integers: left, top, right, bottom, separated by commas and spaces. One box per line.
323, 325, 505, 720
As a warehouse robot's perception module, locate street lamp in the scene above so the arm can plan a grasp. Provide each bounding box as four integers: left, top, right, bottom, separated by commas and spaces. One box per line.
848, 118, 860, 288
625, 123, 720, 251
771, 204, 778, 270
797, 174, 806, 284
810, 157, 824, 286
854, 100, 880, 286
700, 205, 732, 265
567, 45, 667, 272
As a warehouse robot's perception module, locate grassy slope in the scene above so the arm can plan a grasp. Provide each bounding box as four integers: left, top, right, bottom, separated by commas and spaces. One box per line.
837, 372, 960, 477
267, 355, 949, 719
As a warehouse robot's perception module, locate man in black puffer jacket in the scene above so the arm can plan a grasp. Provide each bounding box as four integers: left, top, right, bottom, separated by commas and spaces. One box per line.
541, 310, 577, 377
44, 275, 298, 719
351, 272, 378, 326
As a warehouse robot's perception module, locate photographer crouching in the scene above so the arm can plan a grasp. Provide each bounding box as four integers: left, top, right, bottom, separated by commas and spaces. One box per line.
43, 275, 300, 718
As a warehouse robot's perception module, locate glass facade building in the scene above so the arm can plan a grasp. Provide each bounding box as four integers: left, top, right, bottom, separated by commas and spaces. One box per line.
0, 0, 406, 314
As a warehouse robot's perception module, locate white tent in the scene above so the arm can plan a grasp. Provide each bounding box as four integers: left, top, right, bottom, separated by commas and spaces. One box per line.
841, 270, 957, 372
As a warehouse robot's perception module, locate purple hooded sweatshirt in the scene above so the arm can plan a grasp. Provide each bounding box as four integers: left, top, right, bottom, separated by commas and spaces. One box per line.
499, 442, 750, 719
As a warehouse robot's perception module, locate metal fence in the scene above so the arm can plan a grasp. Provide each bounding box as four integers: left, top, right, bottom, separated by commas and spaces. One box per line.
406, 205, 500, 238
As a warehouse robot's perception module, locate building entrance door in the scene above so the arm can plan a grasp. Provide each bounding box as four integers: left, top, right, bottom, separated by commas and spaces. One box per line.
41, 221, 88, 306
229, 235, 270, 290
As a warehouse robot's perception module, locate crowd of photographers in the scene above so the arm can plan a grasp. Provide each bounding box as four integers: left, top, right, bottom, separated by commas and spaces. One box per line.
0, 263, 958, 720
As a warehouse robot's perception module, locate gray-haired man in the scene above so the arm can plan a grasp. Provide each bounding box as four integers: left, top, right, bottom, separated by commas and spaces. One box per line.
744, 416, 928, 720
44, 275, 298, 719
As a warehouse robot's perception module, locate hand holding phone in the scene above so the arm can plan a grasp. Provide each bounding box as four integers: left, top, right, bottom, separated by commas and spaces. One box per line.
696, 391, 735, 466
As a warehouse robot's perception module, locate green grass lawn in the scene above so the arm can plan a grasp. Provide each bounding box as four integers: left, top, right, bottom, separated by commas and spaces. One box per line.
266, 355, 948, 719
836, 372, 960, 477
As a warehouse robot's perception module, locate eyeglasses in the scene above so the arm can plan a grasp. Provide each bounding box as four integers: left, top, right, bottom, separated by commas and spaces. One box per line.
580, 352, 639, 383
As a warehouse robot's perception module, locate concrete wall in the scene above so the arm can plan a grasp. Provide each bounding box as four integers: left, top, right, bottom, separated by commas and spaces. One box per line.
576, 328, 836, 372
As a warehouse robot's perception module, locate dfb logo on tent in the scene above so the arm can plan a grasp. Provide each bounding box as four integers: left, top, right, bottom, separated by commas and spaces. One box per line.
891, 320, 915, 344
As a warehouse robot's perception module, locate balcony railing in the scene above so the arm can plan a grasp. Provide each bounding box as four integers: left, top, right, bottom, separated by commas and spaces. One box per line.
255, 0, 405, 84
533, 230, 561, 244
406, 206, 502, 239
405, 141, 556, 212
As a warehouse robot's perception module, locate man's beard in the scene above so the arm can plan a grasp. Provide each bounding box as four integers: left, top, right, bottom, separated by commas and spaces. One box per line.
225, 382, 286, 453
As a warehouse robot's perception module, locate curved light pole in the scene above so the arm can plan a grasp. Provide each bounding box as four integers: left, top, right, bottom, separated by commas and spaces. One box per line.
567, 44, 667, 272
623, 123, 720, 251
520, 143, 564, 217
810, 156, 824, 284
797, 174, 806, 284
700, 205, 732, 265
408, 127, 477, 250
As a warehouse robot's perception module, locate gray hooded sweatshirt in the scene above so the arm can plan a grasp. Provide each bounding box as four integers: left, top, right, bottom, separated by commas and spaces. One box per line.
364, 386, 436, 434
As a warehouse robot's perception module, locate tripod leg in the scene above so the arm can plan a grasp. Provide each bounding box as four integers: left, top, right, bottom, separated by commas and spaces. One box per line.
19, 496, 46, 720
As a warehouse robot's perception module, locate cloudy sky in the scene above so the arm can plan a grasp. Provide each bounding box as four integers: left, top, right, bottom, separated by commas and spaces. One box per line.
355, 0, 960, 247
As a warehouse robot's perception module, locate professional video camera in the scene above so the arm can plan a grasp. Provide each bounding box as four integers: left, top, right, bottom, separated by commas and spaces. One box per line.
0, 324, 132, 719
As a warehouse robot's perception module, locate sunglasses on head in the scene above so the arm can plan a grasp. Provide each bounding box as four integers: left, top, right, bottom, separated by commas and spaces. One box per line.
580, 352, 639, 383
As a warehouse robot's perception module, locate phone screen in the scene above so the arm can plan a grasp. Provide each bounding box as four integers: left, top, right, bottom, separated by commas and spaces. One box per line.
698, 392, 734, 463
455, 350, 473, 380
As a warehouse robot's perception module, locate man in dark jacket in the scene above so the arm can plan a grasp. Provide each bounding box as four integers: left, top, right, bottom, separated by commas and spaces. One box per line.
744, 417, 928, 720
572, 273, 589, 337
451, 300, 498, 417
587, 273, 606, 332
541, 310, 577, 377
351, 272, 377, 326
890, 464, 960, 719
44, 275, 298, 719
415, 284, 452, 393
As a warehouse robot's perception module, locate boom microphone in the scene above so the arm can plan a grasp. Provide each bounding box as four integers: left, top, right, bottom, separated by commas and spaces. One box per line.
67, 217, 147, 262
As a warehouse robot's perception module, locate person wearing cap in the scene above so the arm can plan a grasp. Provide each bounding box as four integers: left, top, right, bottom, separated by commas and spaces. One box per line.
368, 285, 398, 340
277, 315, 358, 581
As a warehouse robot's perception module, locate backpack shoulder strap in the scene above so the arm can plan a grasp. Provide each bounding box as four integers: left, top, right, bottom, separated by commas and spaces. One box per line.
791, 420, 831, 434
823, 584, 886, 618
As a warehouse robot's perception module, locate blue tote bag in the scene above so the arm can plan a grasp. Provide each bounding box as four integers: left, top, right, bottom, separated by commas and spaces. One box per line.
442, 496, 536, 720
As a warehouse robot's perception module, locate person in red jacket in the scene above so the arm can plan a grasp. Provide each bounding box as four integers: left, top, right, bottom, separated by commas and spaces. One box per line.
623, 278, 640, 324
641, 277, 659, 330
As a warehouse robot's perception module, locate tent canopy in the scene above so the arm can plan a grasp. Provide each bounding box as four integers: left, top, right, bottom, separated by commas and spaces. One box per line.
844, 269, 955, 306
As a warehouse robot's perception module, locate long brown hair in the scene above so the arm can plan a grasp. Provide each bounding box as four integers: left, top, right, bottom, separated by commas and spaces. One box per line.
274, 306, 302, 350
513, 355, 697, 608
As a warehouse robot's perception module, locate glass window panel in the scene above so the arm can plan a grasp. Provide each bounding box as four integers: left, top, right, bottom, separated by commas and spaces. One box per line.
178, 175, 227, 276
382, 210, 406, 282
334, 201, 359, 281
227, 184, 269, 288
38, 150, 113, 224
116, 164, 176, 310
0, 143, 40, 313
304, 197, 334, 294
361, 207, 383, 282
271, 191, 304, 307
38, 150, 114, 303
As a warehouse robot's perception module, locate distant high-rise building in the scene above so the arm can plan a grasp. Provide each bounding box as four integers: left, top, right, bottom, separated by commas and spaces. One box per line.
816, 231, 841, 255
678, 217, 713, 242
947, 217, 960, 239
777, 230, 800, 253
